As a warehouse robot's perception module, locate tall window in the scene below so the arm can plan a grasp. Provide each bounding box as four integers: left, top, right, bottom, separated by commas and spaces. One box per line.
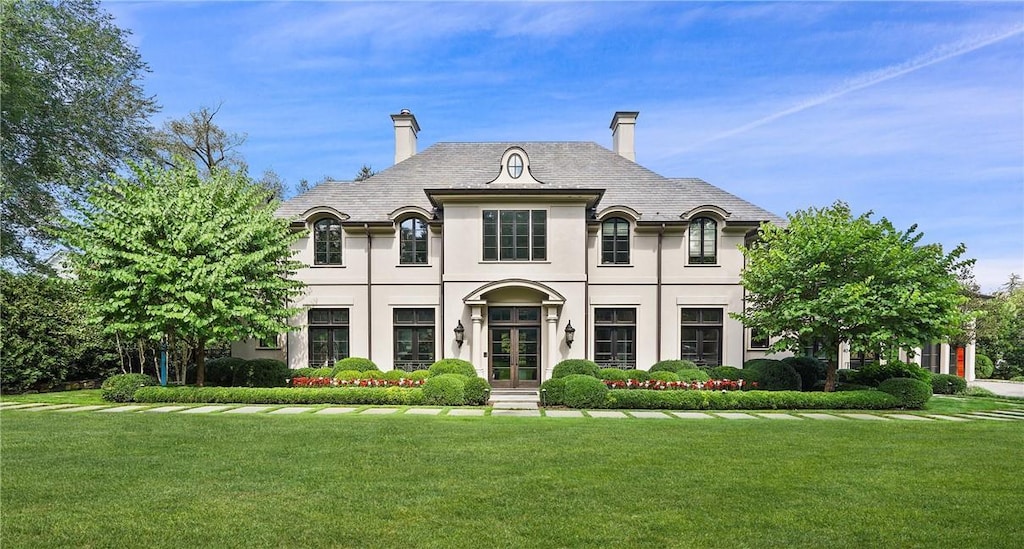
308, 309, 349, 367
394, 309, 435, 371
314, 218, 343, 265
594, 308, 636, 369
482, 209, 546, 261
601, 217, 630, 264
680, 308, 722, 366
688, 217, 717, 265
920, 342, 941, 373
749, 328, 769, 349
399, 218, 428, 264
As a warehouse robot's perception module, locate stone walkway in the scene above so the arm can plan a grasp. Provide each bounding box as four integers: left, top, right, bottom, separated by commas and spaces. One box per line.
2, 400, 1023, 422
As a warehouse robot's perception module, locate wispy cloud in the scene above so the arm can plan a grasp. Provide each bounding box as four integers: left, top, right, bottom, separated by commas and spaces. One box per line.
681, 24, 1024, 151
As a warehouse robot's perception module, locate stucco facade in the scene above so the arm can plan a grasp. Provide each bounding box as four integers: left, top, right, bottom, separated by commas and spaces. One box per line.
235, 110, 973, 385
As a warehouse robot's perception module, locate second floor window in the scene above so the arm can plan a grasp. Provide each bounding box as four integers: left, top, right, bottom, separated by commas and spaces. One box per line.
314, 218, 343, 265
601, 217, 630, 264
399, 218, 428, 264
482, 209, 546, 261
688, 217, 717, 265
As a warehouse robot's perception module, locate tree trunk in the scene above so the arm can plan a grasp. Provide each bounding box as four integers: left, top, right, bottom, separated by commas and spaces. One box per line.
195, 341, 206, 387
824, 360, 838, 392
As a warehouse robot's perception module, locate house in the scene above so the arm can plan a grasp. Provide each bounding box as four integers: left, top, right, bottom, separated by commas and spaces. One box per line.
234, 110, 975, 385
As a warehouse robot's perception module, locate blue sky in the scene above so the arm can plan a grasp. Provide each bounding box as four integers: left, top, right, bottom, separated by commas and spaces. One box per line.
106, 1, 1023, 291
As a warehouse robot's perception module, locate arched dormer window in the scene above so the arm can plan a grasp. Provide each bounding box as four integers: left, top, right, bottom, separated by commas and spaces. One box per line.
313, 218, 343, 265
399, 217, 428, 264
688, 217, 717, 265
601, 217, 630, 264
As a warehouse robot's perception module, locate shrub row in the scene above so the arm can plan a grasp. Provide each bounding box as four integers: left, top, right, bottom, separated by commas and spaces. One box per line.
843, 360, 931, 387
605, 389, 901, 410
197, 357, 291, 387
134, 386, 426, 406
930, 374, 967, 395
101, 373, 157, 402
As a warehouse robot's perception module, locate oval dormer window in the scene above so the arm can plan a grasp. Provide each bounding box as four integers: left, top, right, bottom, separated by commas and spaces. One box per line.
507, 153, 523, 179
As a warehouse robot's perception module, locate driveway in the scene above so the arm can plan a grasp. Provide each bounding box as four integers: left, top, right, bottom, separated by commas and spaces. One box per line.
970, 380, 1024, 398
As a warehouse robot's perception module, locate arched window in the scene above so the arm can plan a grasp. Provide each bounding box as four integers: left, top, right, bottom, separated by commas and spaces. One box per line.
688, 217, 717, 264
601, 217, 630, 264
313, 218, 342, 265
399, 217, 428, 264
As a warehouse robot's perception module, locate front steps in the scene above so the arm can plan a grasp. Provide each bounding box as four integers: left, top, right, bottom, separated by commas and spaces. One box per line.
488, 389, 540, 410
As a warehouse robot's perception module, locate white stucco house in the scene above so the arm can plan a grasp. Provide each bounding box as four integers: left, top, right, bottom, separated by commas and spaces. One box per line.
235, 110, 974, 386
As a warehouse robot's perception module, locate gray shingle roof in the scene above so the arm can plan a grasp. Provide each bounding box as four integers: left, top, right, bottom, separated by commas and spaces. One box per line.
277, 142, 782, 225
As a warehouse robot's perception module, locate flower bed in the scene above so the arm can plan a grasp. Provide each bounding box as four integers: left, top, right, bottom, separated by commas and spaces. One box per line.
602, 378, 756, 391
290, 376, 424, 388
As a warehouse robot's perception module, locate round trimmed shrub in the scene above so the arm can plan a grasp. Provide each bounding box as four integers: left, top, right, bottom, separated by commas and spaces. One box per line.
463, 376, 491, 406
244, 358, 290, 387
710, 366, 742, 380
649, 371, 680, 382
202, 357, 247, 386
540, 378, 567, 406
422, 373, 466, 405
835, 383, 873, 392
782, 356, 827, 392
428, 359, 477, 378
291, 367, 333, 379
561, 374, 609, 409
551, 359, 600, 379
383, 369, 408, 381
975, 354, 994, 379
756, 361, 802, 391
332, 357, 378, 375
333, 369, 361, 381
676, 368, 711, 382
930, 374, 967, 395
622, 369, 650, 382
599, 368, 629, 381
855, 360, 931, 387
879, 377, 932, 408
742, 358, 782, 373
101, 373, 157, 402
408, 369, 431, 381
649, 360, 697, 374
358, 370, 384, 379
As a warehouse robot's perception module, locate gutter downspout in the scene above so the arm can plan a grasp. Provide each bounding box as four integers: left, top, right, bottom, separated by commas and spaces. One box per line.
584, 219, 590, 359
364, 224, 372, 361
438, 217, 445, 359
657, 223, 665, 363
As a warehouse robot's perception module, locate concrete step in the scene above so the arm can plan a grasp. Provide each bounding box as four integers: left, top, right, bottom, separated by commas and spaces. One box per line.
492, 401, 539, 410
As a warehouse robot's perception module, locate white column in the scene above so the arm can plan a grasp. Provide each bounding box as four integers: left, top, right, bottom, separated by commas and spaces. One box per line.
471, 306, 484, 377
909, 347, 923, 366
546, 306, 559, 381
939, 342, 951, 375
965, 341, 976, 381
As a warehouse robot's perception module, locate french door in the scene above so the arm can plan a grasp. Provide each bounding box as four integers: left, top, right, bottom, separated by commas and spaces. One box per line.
488, 307, 541, 388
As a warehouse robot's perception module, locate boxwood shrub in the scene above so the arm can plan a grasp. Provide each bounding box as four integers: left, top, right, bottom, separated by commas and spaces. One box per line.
101, 373, 157, 402
422, 373, 466, 405
290, 367, 332, 379
849, 360, 931, 387
782, 356, 827, 391
649, 371, 680, 382
649, 360, 697, 373
606, 389, 899, 410
463, 376, 491, 406
598, 368, 629, 381
133, 386, 425, 405
622, 369, 650, 382
408, 370, 431, 381
878, 377, 932, 408
331, 357, 379, 375
931, 374, 967, 395
203, 357, 248, 386
358, 371, 384, 380
382, 369, 408, 381
756, 361, 802, 391
975, 354, 994, 378
551, 359, 600, 379
540, 378, 566, 406
710, 366, 742, 380
428, 359, 477, 378
333, 370, 361, 381
676, 368, 711, 382
236, 358, 290, 387
562, 374, 609, 409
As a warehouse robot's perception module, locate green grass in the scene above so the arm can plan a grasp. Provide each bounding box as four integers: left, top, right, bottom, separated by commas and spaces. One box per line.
1, 412, 1021, 548
0, 389, 107, 405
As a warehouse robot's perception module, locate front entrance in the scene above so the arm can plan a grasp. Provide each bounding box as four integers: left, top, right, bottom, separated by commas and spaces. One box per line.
488, 307, 541, 388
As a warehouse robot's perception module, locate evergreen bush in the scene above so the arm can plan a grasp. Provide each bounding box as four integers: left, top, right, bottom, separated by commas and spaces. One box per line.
757, 361, 802, 391
878, 377, 932, 408
782, 356, 827, 391
562, 374, 609, 409
540, 378, 567, 406
422, 373, 466, 405
974, 354, 994, 379
428, 359, 477, 378
598, 368, 629, 381
551, 359, 600, 379
331, 357, 378, 375
649, 371, 680, 382
649, 360, 697, 373
333, 370, 361, 381
241, 358, 290, 387
852, 360, 931, 387
710, 366, 742, 380
930, 374, 966, 395
622, 369, 650, 381
463, 377, 491, 406
101, 373, 157, 402
676, 369, 711, 382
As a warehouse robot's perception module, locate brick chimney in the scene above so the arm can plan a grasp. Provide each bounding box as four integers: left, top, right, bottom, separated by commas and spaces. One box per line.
391, 109, 420, 165
610, 111, 638, 162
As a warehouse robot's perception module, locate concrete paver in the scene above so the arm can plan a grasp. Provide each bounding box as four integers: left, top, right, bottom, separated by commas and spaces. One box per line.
359, 407, 399, 415
715, 412, 759, 420
630, 411, 672, 419
926, 415, 972, 421
887, 414, 933, 421
756, 413, 803, 420
447, 409, 486, 416
23, 404, 79, 411
961, 413, 1013, 421
98, 405, 149, 413
268, 407, 315, 415
491, 410, 541, 417
55, 405, 109, 412
586, 411, 627, 418
314, 407, 358, 415
179, 405, 232, 414
838, 413, 890, 421
670, 412, 715, 419
544, 410, 584, 418
143, 406, 190, 413
0, 403, 51, 410
405, 408, 443, 415
799, 413, 845, 420
224, 406, 273, 414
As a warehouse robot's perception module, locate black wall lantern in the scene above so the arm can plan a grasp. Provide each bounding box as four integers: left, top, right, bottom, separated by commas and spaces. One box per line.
454, 320, 465, 347
565, 321, 576, 348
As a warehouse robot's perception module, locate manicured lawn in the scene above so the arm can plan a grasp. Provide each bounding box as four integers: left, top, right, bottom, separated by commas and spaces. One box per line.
1, 412, 1021, 548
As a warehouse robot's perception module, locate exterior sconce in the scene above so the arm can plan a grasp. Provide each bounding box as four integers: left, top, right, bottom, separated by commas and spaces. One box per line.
565, 321, 576, 348
454, 320, 465, 347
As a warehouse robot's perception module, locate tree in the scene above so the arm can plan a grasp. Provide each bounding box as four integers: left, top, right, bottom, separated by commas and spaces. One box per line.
62, 161, 306, 386
294, 174, 334, 196
735, 201, 973, 391
354, 164, 376, 181
149, 104, 245, 175
973, 274, 1024, 371
1, 0, 158, 271
255, 168, 286, 202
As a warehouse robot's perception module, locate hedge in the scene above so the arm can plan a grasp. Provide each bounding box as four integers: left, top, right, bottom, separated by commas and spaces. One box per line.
931, 374, 967, 395
606, 389, 900, 410
878, 377, 932, 409
463, 376, 492, 406
551, 359, 600, 379
782, 356, 827, 391
133, 386, 426, 405
331, 357, 379, 376
101, 373, 157, 402
756, 361, 802, 391
975, 354, 994, 378
422, 374, 467, 405
649, 371, 680, 382
428, 359, 477, 378
848, 361, 931, 387
622, 369, 650, 382
649, 360, 697, 373
676, 369, 711, 382
562, 374, 609, 408
598, 368, 629, 382
540, 378, 567, 406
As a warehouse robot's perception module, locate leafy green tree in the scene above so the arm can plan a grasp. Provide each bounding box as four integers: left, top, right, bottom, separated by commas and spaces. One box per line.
1, 0, 158, 271
0, 271, 119, 392
62, 161, 306, 385
735, 201, 972, 391
974, 274, 1024, 371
